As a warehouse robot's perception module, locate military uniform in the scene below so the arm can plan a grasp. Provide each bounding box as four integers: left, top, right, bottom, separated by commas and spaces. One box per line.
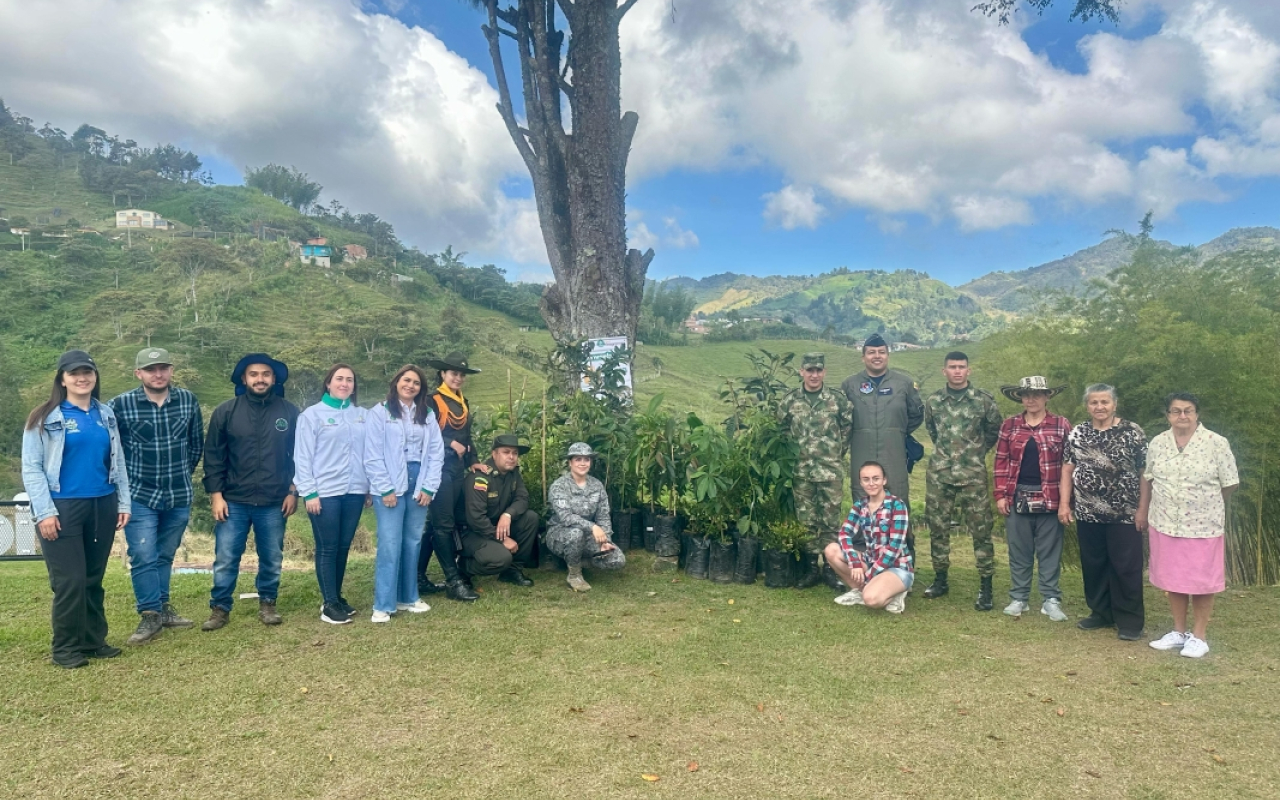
841, 368, 924, 505
462, 458, 539, 576
923, 384, 1003, 577
777, 380, 852, 551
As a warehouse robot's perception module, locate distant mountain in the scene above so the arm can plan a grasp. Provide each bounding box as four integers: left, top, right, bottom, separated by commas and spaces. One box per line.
671, 268, 1000, 346
959, 226, 1280, 311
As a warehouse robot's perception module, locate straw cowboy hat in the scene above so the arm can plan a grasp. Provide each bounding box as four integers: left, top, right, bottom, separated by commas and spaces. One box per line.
1000, 375, 1067, 403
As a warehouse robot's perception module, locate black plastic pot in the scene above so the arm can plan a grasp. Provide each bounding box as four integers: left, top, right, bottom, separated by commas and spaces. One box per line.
652, 515, 680, 558
708, 538, 737, 583
610, 511, 633, 551
630, 511, 643, 551
733, 535, 760, 584
684, 535, 710, 579
641, 509, 658, 551
762, 547, 797, 588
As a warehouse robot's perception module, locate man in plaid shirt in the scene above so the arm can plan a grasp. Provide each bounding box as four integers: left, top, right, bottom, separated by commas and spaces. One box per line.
109, 347, 204, 645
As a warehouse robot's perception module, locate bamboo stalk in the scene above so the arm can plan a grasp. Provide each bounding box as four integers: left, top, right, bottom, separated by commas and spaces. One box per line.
541, 386, 548, 505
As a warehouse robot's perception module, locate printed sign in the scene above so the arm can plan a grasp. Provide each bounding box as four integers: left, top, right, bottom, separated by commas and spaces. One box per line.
581, 336, 633, 396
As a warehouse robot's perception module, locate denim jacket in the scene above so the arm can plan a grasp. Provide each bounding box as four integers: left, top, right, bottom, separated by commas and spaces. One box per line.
21, 400, 132, 522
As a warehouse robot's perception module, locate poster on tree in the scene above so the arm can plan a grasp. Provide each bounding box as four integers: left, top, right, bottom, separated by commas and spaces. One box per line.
581, 336, 632, 396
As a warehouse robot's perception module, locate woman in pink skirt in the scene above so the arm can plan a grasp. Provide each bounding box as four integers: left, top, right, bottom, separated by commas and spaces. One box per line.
1140, 393, 1238, 658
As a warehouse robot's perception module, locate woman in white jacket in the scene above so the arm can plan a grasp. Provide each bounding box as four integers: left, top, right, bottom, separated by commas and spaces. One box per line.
364, 365, 444, 623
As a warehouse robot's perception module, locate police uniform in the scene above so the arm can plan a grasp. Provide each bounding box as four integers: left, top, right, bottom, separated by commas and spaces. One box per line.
461, 449, 538, 579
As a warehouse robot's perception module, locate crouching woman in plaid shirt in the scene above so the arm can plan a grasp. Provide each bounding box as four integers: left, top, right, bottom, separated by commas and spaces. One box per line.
823, 461, 913, 614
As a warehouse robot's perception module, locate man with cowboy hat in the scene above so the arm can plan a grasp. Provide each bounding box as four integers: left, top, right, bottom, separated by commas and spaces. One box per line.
201, 353, 299, 630
461, 434, 538, 589
778, 352, 853, 590
420, 352, 483, 603
921, 351, 1003, 609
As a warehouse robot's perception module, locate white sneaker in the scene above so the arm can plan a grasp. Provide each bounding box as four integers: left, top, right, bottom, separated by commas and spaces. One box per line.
1041, 598, 1068, 622
1149, 630, 1188, 651
885, 591, 907, 615
396, 600, 431, 614
1003, 600, 1030, 617
1180, 635, 1210, 658
370, 610, 392, 623
834, 589, 865, 606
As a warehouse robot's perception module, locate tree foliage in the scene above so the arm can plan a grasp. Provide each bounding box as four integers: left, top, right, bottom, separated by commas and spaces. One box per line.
971, 0, 1122, 25
244, 164, 323, 212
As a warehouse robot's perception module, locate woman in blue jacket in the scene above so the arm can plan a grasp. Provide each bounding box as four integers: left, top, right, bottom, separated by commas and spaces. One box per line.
364, 365, 444, 623
294, 364, 370, 625
21, 350, 132, 668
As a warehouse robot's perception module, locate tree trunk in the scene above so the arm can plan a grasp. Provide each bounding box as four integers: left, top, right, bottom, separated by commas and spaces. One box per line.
481, 0, 654, 350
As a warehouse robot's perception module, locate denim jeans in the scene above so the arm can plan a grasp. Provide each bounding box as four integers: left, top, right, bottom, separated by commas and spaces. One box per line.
210, 501, 286, 611
123, 502, 191, 614
373, 462, 430, 613
308, 493, 365, 606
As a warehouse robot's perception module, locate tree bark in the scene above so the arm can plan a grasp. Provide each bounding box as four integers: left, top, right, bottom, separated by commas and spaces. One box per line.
481, 0, 654, 349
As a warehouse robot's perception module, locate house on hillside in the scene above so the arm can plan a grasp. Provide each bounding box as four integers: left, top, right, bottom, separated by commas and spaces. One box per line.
682, 316, 708, 334
116, 209, 169, 229
300, 237, 332, 267
343, 244, 368, 261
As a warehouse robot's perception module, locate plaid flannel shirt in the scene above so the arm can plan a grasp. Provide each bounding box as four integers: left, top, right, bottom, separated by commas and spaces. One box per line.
109, 386, 204, 510
837, 494, 912, 577
993, 412, 1070, 510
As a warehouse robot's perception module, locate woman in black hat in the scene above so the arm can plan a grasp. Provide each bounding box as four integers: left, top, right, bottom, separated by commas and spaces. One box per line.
21, 350, 132, 668
419, 352, 484, 602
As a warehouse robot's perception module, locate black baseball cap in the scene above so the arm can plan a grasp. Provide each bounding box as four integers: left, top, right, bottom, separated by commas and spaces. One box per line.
57, 349, 97, 373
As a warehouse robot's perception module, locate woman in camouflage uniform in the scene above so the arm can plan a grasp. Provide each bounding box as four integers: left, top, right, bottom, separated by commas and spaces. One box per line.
544, 443, 626, 592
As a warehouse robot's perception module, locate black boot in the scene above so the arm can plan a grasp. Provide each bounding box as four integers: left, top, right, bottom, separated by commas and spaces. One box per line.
975, 575, 994, 611
794, 553, 822, 589
446, 576, 479, 602
432, 527, 478, 602
499, 566, 534, 587
923, 570, 949, 599
822, 563, 845, 592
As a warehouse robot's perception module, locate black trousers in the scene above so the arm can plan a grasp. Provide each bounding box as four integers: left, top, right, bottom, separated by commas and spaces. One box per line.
1076, 521, 1145, 635
420, 465, 467, 582
43, 495, 118, 663
460, 510, 538, 576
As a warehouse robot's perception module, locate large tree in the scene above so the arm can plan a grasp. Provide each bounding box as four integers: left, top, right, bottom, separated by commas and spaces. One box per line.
467, 0, 653, 349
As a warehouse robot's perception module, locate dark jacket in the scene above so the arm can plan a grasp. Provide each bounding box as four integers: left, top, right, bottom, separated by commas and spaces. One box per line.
202, 392, 299, 506
464, 459, 529, 537
430, 390, 477, 478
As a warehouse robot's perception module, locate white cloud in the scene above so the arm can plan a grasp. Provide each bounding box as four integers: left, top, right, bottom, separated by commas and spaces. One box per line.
620, 0, 1279, 230
0, 0, 537, 263
762, 185, 826, 229
627, 210, 699, 249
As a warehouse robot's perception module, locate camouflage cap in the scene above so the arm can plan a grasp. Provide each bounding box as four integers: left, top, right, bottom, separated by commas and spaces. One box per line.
801, 352, 825, 369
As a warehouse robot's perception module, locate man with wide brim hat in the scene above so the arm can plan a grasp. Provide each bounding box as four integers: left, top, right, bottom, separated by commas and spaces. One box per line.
420, 352, 482, 602
460, 434, 538, 590
999, 376, 1068, 403
425, 352, 481, 375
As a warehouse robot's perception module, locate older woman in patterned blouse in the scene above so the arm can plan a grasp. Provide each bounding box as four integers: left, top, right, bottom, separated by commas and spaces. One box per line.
1142, 392, 1239, 659
1060, 384, 1149, 641
544, 443, 626, 592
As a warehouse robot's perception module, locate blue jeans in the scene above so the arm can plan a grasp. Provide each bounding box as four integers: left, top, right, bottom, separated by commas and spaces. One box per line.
373, 462, 430, 613
308, 493, 365, 606
210, 501, 286, 611
123, 502, 191, 613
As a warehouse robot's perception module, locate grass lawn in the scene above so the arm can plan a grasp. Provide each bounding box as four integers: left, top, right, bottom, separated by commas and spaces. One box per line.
2, 539, 1278, 800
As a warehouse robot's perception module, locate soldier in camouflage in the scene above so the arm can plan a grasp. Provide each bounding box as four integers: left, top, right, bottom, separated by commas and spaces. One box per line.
777, 352, 853, 589
922, 351, 1003, 610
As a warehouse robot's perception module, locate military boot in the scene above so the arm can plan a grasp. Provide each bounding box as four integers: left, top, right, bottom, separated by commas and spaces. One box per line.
127, 611, 164, 645
446, 577, 479, 602
922, 570, 949, 599
566, 565, 591, 592
794, 553, 822, 589
259, 600, 282, 625
975, 575, 994, 611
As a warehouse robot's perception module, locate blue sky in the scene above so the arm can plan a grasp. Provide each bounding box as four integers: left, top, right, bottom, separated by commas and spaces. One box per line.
3, 0, 1277, 286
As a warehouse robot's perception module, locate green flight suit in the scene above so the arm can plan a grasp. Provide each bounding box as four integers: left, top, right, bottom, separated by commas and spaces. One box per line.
841, 368, 924, 506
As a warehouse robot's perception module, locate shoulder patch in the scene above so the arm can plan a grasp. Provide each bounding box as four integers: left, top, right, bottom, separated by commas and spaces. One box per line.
473, 477, 489, 491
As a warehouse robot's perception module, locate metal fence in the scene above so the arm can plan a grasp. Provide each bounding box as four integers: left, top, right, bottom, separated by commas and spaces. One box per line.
0, 500, 43, 561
